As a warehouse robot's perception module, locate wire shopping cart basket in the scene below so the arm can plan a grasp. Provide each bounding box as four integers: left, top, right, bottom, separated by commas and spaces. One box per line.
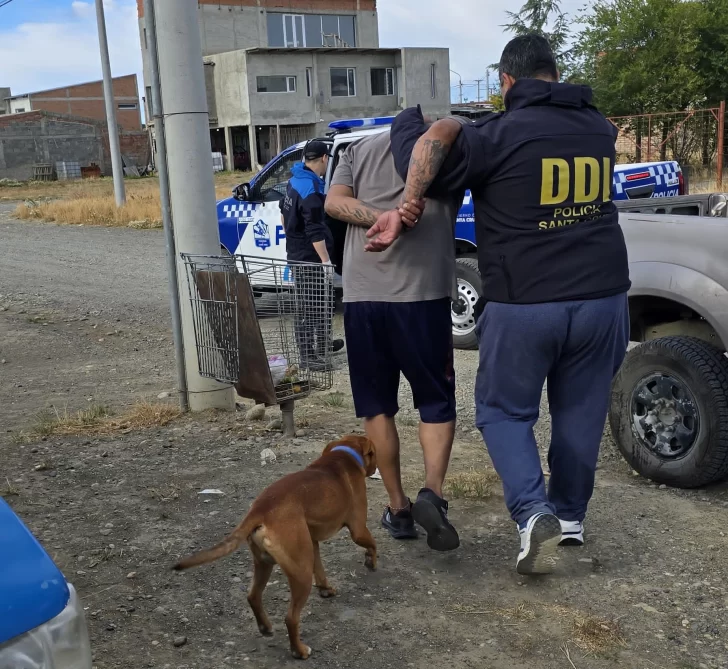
182, 254, 336, 431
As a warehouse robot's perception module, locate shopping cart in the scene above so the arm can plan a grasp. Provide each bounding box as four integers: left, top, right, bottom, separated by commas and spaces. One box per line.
182, 254, 336, 435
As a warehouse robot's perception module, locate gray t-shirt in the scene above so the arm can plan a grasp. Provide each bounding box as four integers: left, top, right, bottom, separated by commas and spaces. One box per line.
331, 131, 461, 303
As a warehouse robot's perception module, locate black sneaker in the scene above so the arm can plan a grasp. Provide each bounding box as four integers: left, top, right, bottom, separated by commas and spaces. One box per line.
318, 339, 345, 356
381, 503, 419, 540
412, 488, 460, 552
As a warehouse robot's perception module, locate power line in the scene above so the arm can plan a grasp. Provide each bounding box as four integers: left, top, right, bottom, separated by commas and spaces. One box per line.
0, 0, 19, 8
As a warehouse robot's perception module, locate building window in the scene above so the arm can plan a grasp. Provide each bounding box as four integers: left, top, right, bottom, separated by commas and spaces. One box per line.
331, 68, 356, 97
14, 107, 26, 113
257, 76, 297, 94
268, 13, 356, 48
306, 68, 313, 97
371, 68, 395, 96
118, 103, 138, 110
430, 63, 437, 99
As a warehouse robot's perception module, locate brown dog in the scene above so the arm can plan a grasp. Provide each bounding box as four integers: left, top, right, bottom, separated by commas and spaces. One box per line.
173, 435, 378, 660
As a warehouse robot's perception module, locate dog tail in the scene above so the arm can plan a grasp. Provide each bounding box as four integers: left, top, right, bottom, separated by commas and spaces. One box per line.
173, 514, 258, 571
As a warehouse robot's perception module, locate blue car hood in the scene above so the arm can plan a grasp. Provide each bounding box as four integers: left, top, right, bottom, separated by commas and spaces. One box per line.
0, 498, 69, 645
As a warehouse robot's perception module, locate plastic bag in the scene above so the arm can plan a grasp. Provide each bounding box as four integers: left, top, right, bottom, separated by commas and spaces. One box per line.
268, 355, 288, 385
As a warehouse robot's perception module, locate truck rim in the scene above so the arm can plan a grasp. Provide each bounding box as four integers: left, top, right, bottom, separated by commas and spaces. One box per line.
630, 372, 700, 458
452, 278, 478, 337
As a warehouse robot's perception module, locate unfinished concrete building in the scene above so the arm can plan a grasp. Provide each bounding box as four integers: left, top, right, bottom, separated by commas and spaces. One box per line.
137, 1, 450, 170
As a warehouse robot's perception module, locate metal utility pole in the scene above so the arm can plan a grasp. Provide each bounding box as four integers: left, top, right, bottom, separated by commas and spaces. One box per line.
474, 78, 484, 103
450, 69, 463, 104
95, 0, 126, 206
144, 0, 188, 412
154, 0, 235, 412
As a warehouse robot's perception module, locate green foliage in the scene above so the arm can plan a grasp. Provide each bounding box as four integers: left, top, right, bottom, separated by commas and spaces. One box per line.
569, 0, 720, 116
489, 92, 506, 111
499, 0, 573, 74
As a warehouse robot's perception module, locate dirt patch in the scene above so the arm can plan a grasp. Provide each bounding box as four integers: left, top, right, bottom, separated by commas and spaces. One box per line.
2, 221, 728, 669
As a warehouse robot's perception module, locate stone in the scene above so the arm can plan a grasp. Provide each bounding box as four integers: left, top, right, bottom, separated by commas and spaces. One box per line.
246, 404, 266, 421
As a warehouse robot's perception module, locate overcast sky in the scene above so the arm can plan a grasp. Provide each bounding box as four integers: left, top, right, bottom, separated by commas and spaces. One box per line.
0, 0, 586, 103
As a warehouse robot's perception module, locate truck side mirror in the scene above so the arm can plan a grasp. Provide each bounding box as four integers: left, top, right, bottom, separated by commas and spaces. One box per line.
709, 194, 727, 217
233, 183, 251, 201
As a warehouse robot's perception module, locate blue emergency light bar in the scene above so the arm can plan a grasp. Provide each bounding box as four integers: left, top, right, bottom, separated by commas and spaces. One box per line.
328, 116, 396, 131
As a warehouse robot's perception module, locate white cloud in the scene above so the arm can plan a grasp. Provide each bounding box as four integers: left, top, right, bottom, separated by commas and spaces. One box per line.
0, 0, 142, 98
0, 0, 585, 111
377, 0, 585, 100
71, 1, 92, 19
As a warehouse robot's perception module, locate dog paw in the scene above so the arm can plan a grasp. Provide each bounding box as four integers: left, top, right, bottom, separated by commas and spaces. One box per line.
318, 587, 337, 598
258, 624, 274, 637
292, 645, 312, 660
364, 554, 377, 571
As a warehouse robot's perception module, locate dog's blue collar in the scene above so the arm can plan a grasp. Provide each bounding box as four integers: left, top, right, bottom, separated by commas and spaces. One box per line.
331, 446, 365, 469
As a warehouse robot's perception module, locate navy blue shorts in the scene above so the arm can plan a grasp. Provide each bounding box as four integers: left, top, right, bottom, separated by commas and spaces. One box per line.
344, 298, 456, 424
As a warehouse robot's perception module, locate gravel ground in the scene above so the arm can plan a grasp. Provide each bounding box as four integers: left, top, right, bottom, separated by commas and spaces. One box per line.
2, 217, 728, 669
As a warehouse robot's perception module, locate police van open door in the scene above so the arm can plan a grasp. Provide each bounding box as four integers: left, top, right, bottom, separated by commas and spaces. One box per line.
217, 141, 341, 292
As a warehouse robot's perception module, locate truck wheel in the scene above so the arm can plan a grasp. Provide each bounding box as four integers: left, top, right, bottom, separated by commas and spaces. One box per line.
609, 336, 728, 488
452, 257, 481, 351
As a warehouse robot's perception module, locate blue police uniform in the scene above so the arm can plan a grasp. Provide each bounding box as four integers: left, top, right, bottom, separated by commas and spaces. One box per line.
280, 162, 333, 263
280, 162, 335, 363
390, 80, 630, 527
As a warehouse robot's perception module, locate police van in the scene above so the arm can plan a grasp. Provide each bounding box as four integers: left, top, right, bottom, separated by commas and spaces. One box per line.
217, 116, 684, 351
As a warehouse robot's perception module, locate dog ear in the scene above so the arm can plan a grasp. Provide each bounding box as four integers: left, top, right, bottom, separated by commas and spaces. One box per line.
344, 435, 377, 477
361, 437, 377, 477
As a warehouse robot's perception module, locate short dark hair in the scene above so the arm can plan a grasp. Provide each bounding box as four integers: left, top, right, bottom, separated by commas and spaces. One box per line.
498, 34, 558, 82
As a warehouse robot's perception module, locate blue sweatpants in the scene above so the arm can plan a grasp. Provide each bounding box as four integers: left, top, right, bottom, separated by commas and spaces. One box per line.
475, 293, 630, 526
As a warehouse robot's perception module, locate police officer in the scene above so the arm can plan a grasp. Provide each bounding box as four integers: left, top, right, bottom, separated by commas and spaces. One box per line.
280, 140, 344, 370
376, 34, 631, 575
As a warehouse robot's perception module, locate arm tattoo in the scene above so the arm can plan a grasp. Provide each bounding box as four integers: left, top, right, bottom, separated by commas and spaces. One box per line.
326, 199, 383, 228
403, 137, 452, 203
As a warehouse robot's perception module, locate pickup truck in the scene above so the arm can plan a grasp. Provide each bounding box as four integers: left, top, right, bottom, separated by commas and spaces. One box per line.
0, 498, 92, 668
609, 192, 728, 490
218, 120, 728, 491
217, 116, 685, 351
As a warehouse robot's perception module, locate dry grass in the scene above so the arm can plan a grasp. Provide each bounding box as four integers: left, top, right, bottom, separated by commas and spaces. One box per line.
14, 401, 182, 442
444, 468, 501, 500
2, 478, 20, 497
6, 172, 252, 228
546, 604, 627, 654
449, 600, 626, 655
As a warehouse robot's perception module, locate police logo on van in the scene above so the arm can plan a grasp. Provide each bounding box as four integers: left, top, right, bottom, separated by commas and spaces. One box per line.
253, 220, 271, 250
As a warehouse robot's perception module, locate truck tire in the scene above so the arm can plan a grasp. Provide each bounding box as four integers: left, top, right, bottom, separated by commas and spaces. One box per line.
452, 257, 482, 350
609, 336, 728, 488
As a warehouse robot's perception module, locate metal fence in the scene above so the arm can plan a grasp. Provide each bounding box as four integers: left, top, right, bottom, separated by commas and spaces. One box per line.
608, 104, 726, 192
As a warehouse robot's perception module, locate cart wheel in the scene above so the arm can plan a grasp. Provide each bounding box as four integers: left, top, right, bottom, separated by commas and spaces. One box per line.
281, 400, 296, 438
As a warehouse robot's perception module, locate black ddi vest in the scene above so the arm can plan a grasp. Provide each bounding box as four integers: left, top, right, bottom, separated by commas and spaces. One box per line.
469, 79, 630, 304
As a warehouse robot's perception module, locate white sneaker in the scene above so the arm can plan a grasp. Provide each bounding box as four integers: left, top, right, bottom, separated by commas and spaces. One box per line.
559, 519, 584, 546
516, 513, 562, 575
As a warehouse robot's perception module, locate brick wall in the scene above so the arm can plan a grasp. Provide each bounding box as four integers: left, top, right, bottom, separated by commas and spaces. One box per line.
0, 111, 107, 181
29, 75, 141, 130
137, 0, 375, 16
119, 131, 152, 168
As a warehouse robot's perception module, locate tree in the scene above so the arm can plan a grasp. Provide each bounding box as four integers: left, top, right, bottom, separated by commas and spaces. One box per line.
695, 0, 728, 105
489, 92, 505, 111
570, 0, 707, 116
499, 0, 573, 74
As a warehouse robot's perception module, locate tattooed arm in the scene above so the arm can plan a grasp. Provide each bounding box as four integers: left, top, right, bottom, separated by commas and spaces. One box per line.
325, 184, 388, 228
398, 117, 464, 225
